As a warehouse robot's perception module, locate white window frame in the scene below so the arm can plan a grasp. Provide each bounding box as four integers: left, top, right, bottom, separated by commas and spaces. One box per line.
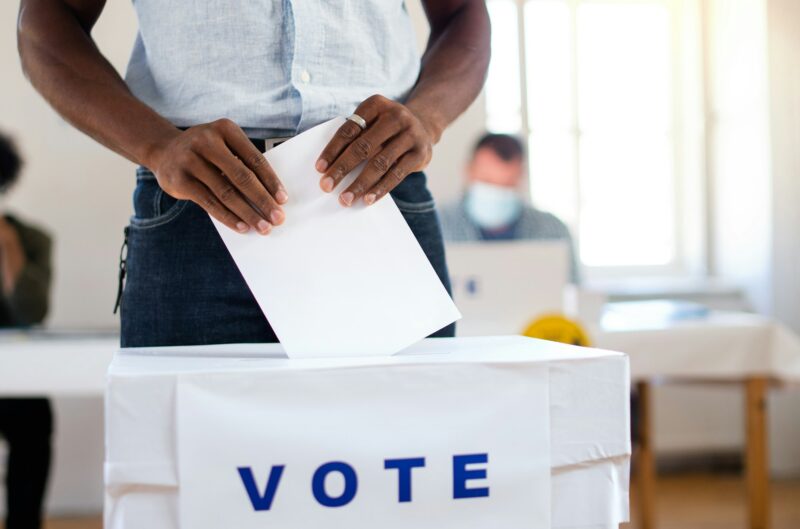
487, 0, 708, 281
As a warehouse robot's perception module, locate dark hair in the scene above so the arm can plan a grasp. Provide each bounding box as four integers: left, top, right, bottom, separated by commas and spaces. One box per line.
0, 133, 22, 194
473, 133, 525, 162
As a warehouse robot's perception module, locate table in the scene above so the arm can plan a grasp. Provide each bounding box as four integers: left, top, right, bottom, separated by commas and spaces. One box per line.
593, 311, 800, 529
6, 313, 798, 529
0, 329, 118, 396
2, 332, 632, 528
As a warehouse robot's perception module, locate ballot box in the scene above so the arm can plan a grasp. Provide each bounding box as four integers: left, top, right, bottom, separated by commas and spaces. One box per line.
105, 336, 630, 529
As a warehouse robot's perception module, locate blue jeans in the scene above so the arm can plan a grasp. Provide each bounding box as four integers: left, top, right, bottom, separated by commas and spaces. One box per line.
120, 168, 455, 347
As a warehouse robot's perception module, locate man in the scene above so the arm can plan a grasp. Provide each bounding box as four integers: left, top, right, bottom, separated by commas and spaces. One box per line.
0, 133, 53, 529
439, 133, 580, 283
18, 1, 490, 346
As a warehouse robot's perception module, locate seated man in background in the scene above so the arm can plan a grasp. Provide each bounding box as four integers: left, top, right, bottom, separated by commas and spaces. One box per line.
439, 133, 580, 283
0, 133, 53, 529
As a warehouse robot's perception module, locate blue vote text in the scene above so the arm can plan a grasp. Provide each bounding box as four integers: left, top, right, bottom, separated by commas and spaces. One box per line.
237, 453, 490, 511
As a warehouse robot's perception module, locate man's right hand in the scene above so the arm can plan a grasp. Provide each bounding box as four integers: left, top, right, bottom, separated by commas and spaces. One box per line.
145, 119, 288, 235
20, 0, 292, 236
18, 1, 287, 236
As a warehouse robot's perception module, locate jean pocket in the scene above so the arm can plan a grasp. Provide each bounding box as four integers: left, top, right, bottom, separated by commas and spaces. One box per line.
129, 169, 190, 229
390, 172, 436, 214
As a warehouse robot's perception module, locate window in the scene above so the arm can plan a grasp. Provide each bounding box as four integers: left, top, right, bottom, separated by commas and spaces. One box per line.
486, 0, 705, 277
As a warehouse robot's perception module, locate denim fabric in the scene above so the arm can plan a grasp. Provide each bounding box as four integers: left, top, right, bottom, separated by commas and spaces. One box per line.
125, 1, 420, 138
120, 168, 455, 347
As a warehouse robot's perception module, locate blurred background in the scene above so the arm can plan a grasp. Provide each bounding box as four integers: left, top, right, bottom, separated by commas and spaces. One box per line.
1, 0, 798, 527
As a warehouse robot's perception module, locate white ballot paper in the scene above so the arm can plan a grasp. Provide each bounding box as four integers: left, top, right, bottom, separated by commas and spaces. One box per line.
210, 118, 461, 358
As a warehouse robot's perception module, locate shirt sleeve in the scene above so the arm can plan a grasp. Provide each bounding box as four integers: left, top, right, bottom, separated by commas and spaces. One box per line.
5, 224, 52, 326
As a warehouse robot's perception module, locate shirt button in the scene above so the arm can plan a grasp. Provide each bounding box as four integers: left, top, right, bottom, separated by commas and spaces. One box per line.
300, 70, 311, 84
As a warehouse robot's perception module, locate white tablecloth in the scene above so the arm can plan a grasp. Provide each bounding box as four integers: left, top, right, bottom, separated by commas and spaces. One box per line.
0, 330, 117, 396
3, 310, 798, 397
593, 312, 800, 381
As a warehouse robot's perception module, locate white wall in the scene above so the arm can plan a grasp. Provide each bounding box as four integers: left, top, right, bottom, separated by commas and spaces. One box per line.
704, 0, 800, 475
706, 0, 773, 314
1, 0, 136, 516
2, 1, 138, 330
765, 0, 800, 476
0, 2, 136, 327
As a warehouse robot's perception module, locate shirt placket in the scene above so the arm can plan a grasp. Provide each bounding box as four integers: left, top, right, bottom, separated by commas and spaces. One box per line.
287, 0, 321, 133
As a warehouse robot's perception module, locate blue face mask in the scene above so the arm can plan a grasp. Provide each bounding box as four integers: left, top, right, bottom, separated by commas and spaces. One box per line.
464, 182, 523, 230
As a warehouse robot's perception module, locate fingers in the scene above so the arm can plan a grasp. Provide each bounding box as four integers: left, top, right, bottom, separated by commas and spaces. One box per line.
363, 152, 420, 205
338, 135, 415, 207
320, 117, 401, 194
155, 119, 292, 235
182, 179, 252, 234
316, 119, 364, 177
201, 127, 285, 228
221, 122, 289, 205
315, 96, 384, 174
314, 95, 436, 207
189, 159, 274, 235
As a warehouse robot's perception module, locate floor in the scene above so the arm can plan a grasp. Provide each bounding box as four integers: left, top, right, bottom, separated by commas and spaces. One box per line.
36, 473, 800, 529
624, 473, 800, 529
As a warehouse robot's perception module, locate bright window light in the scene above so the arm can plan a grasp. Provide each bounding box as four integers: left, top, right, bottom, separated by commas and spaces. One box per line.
524, 0, 575, 226
485, 0, 523, 133
485, 0, 685, 272
576, 2, 674, 266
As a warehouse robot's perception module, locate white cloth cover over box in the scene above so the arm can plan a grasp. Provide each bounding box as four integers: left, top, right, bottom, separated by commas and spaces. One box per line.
105, 336, 630, 529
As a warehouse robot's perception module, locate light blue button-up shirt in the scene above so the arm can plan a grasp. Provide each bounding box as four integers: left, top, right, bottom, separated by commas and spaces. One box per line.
125, 1, 421, 139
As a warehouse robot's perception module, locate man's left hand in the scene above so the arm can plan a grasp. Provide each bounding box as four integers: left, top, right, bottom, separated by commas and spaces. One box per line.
316, 95, 436, 206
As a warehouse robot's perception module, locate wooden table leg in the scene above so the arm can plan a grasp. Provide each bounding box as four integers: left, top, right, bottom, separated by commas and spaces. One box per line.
636, 380, 656, 529
745, 376, 770, 529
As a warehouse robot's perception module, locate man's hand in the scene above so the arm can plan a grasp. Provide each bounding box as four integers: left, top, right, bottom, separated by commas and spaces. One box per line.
146, 119, 289, 235
315, 95, 436, 207
0, 218, 25, 296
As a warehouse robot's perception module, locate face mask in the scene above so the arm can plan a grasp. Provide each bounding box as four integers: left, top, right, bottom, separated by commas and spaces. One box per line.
464, 182, 522, 230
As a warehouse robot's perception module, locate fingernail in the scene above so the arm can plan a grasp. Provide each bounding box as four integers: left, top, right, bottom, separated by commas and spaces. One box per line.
340, 191, 354, 207
275, 189, 289, 204
257, 220, 272, 234
321, 176, 334, 192
316, 159, 328, 172
364, 193, 377, 205
270, 209, 285, 225
236, 222, 250, 233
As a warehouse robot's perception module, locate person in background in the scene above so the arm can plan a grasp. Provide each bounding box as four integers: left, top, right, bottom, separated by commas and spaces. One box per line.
439, 133, 580, 283
0, 133, 53, 529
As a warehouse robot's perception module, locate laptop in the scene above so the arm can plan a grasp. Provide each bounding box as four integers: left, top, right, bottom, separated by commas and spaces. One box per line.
445, 241, 569, 336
